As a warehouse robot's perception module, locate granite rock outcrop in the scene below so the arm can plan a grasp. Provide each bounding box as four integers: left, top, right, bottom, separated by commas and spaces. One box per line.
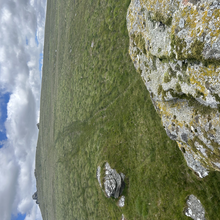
127, 0, 220, 177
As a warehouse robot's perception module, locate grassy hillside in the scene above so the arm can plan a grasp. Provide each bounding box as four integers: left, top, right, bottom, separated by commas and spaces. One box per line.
36, 0, 220, 219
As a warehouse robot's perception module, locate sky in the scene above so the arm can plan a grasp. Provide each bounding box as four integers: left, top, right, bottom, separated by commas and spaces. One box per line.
0, 0, 47, 220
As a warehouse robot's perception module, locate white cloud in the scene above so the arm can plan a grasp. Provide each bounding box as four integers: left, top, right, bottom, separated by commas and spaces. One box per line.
0, 0, 47, 219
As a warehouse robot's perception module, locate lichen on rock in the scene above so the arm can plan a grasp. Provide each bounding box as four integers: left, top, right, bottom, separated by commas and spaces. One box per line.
127, 0, 220, 177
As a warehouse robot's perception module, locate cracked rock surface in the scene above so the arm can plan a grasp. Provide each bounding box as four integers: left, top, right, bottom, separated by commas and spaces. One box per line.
185, 194, 206, 220
127, 0, 220, 177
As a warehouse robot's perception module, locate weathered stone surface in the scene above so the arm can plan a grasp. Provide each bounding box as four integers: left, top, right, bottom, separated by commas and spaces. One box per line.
184, 194, 206, 220
96, 162, 125, 199
127, 0, 220, 177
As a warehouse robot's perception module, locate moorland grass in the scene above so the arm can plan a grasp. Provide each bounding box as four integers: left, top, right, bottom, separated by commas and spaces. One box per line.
36, 0, 220, 219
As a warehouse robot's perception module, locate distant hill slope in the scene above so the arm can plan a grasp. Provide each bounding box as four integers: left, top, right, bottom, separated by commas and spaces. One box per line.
36, 0, 220, 219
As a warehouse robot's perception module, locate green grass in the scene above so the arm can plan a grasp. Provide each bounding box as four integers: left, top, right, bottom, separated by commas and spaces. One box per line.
36, 0, 220, 219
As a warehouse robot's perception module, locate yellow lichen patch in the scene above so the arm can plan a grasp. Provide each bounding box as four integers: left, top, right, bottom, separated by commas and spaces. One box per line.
210, 10, 220, 38
210, 29, 220, 38
202, 10, 209, 22
211, 116, 220, 128
142, 0, 169, 12
157, 101, 174, 118
176, 141, 189, 153
187, 8, 198, 30
157, 101, 188, 128
189, 77, 207, 98
177, 141, 182, 149
170, 4, 220, 59
127, 10, 136, 27
188, 65, 219, 99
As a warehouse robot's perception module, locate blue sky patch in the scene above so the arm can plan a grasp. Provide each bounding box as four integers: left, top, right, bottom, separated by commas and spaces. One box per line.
39, 53, 43, 72
26, 37, 28, 45
11, 213, 26, 220
0, 92, 10, 148
35, 32, 39, 46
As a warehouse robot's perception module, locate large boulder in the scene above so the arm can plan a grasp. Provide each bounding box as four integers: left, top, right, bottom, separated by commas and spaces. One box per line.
127, 0, 220, 177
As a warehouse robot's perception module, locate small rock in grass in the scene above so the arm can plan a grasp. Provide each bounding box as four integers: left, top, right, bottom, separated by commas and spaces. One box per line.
104, 162, 125, 198
96, 162, 125, 199
184, 194, 206, 220
118, 195, 125, 207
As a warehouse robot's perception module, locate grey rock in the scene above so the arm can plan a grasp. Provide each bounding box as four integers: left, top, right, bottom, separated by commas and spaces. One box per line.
37, 123, 39, 129
184, 194, 206, 220
181, 133, 188, 143
118, 196, 125, 207
96, 163, 125, 200
104, 162, 125, 198
182, 148, 209, 178
166, 129, 177, 140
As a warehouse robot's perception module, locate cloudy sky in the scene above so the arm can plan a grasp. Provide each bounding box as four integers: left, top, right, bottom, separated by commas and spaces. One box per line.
0, 0, 47, 219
